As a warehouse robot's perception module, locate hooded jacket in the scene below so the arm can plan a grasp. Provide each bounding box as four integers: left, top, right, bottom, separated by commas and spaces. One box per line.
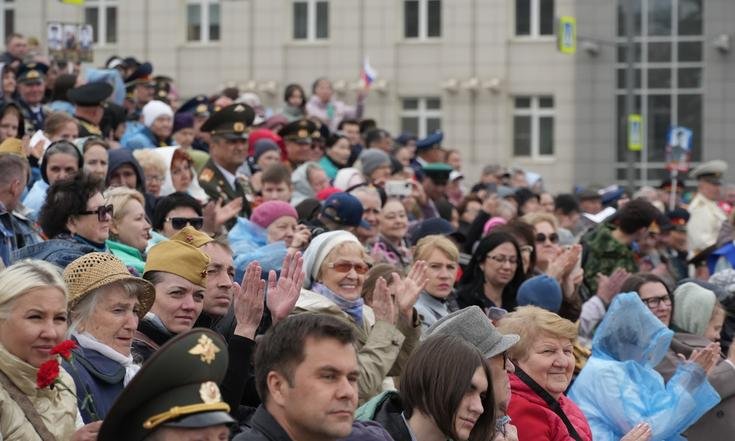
568, 292, 720, 441
106, 148, 157, 217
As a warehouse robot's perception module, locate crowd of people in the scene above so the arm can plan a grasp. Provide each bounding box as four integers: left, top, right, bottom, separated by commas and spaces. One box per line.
1, 31, 735, 441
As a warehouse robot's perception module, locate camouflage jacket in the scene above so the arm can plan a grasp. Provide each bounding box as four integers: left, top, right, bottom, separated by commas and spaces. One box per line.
581, 223, 638, 294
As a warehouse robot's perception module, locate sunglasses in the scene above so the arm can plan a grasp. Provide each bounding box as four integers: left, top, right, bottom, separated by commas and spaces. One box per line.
167, 216, 204, 230
79, 204, 113, 222
535, 232, 559, 244
327, 261, 370, 275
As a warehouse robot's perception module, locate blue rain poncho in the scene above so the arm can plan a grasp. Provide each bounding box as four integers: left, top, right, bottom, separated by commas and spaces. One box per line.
568, 292, 720, 441
227, 217, 287, 282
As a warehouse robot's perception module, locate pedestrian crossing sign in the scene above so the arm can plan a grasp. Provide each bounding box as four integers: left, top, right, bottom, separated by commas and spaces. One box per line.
558, 17, 576, 54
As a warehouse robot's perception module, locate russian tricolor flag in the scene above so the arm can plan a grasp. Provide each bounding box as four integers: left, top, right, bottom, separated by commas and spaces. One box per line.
361, 56, 378, 89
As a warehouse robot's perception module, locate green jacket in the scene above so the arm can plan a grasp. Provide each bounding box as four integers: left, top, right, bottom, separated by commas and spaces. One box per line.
107, 239, 146, 275
581, 223, 637, 294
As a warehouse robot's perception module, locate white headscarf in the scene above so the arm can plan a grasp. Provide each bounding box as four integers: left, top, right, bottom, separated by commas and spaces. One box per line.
301, 230, 361, 289
151, 146, 209, 203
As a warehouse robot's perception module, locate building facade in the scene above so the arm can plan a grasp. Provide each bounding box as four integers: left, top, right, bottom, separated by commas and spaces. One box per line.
4, 0, 732, 191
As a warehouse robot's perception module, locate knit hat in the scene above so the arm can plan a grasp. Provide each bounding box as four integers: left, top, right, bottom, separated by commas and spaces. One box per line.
517, 275, 563, 313
250, 200, 298, 229
142, 100, 174, 127
333, 167, 366, 191
709, 269, 735, 295
302, 230, 361, 288
424, 306, 520, 359
172, 112, 194, 134
252, 138, 280, 164
144, 237, 210, 288
483, 217, 507, 236
64, 253, 155, 319
358, 149, 391, 178
673, 282, 717, 337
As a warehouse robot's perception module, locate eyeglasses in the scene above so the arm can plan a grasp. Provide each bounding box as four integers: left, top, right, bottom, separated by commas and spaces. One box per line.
640, 294, 672, 308
519, 245, 534, 255
486, 254, 518, 265
166, 216, 204, 230
327, 261, 370, 275
535, 232, 559, 244
79, 204, 113, 222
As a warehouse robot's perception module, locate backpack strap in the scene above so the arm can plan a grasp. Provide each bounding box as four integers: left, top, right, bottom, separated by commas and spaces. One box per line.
0, 369, 59, 441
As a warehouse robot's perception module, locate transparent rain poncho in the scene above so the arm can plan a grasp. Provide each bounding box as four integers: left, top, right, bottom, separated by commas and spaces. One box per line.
568, 292, 720, 441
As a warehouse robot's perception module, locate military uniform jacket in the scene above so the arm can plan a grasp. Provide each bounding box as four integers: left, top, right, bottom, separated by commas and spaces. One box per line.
198, 158, 252, 219
581, 223, 638, 294
76, 115, 102, 137
17, 99, 45, 134
687, 193, 727, 255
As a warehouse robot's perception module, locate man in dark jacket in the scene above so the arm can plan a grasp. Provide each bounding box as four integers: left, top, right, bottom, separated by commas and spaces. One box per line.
234, 314, 393, 441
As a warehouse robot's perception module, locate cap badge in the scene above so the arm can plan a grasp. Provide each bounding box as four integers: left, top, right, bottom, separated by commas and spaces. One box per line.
27, 71, 40, 79
199, 381, 223, 404
312, 131, 320, 138
196, 104, 208, 113
233, 122, 245, 132
234, 104, 245, 112
188, 334, 220, 364
297, 129, 309, 138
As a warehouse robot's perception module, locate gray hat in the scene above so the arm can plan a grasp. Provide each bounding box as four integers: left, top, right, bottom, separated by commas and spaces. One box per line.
689, 159, 727, 184
359, 149, 391, 178
424, 306, 519, 359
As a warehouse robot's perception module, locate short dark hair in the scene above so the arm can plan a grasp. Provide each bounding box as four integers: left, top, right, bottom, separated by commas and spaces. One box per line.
614, 198, 660, 235
554, 193, 579, 215
254, 313, 355, 403
151, 192, 203, 231
39, 174, 102, 239
261, 163, 292, 186
364, 128, 389, 148
0, 154, 28, 187
494, 219, 537, 275
5, 32, 22, 46
400, 335, 495, 441
337, 118, 360, 130
619, 272, 671, 296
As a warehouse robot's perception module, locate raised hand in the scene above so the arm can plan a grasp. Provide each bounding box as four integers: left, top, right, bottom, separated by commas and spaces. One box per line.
372, 277, 397, 325
233, 261, 266, 339
215, 197, 243, 227
596, 268, 630, 304
688, 342, 720, 374
266, 251, 305, 323
621, 423, 652, 441
394, 260, 428, 320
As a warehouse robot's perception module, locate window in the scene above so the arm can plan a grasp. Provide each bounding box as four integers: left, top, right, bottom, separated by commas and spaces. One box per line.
0, 0, 12, 41
83, 0, 117, 45
293, 0, 329, 41
513, 96, 554, 157
615, 0, 703, 184
515, 0, 554, 37
400, 97, 441, 138
187, 0, 220, 43
404, 0, 441, 39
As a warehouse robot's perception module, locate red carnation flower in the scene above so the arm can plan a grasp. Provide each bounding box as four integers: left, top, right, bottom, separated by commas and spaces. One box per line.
36, 359, 60, 389
50, 340, 77, 361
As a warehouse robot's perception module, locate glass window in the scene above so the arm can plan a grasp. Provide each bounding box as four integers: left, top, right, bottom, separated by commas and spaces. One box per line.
515, 0, 530, 35
3, 8, 11, 38
647, 0, 671, 36
404, 0, 419, 38
539, 116, 554, 155
106, 6, 117, 43
316, 1, 329, 39
678, 41, 702, 61
647, 68, 671, 88
678, 0, 702, 35
427, 0, 441, 37
293, 2, 308, 39
678, 67, 701, 88
616, 68, 642, 89
513, 96, 554, 158
402, 98, 419, 110
539, 96, 554, 108
515, 97, 531, 108
84, 7, 99, 43
539, 0, 554, 35
426, 98, 441, 110
648, 42, 670, 62
677, 94, 701, 160
646, 94, 671, 161
513, 116, 532, 156
401, 117, 419, 136
187, 3, 201, 42
617, 43, 642, 63
208, 2, 220, 41
400, 97, 442, 138
616, 1, 642, 37
427, 117, 441, 134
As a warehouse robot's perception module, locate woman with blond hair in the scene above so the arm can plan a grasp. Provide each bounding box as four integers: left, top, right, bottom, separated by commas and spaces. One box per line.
412, 234, 458, 331
104, 186, 151, 274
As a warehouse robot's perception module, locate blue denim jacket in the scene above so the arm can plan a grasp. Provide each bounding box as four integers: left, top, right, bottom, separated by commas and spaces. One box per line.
0, 205, 41, 266
13, 235, 106, 268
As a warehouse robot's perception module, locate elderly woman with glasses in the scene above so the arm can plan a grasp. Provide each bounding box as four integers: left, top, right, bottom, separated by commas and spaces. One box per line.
15, 174, 111, 268
63, 253, 155, 423
294, 230, 423, 403
456, 232, 526, 312
0, 260, 105, 440
104, 187, 152, 274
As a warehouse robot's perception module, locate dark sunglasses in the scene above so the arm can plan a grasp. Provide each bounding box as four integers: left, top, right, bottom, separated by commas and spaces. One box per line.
167, 216, 204, 230
79, 204, 113, 222
327, 261, 370, 275
535, 232, 559, 244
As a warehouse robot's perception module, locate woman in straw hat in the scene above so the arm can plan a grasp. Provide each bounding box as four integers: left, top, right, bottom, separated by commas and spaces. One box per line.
63, 252, 155, 423
0, 259, 101, 440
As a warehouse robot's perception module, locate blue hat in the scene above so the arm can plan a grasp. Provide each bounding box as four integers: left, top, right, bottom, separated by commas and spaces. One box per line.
517, 275, 563, 313
395, 131, 417, 146
416, 131, 443, 150
321, 192, 370, 229
409, 217, 465, 246
601, 185, 626, 205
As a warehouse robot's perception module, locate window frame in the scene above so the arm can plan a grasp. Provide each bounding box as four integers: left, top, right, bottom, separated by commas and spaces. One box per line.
0, 0, 13, 42
186, 0, 221, 44
83, 0, 117, 46
400, 96, 442, 138
515, 0, 555, 38
292, 0, 330, 42
403, 0, 442, 40
512, 95, 555, 159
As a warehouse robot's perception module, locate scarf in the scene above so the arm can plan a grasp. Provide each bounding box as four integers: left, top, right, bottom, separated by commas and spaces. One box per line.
74, 332, 141, 386
313, 283, 364, 327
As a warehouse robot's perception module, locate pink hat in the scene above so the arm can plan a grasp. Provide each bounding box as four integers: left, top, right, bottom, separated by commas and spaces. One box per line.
483, 216, 507, 236
251, 201, 298, 229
